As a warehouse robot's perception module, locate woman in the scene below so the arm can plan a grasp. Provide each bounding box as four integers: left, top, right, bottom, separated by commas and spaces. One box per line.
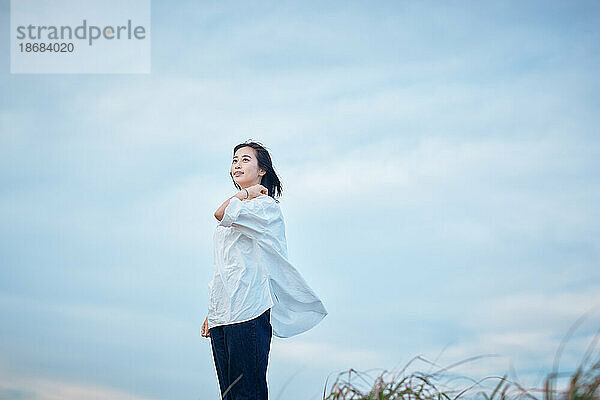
201, 141, 328, 400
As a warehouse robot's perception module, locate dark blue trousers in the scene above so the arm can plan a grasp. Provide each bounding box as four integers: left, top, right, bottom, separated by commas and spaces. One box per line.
209, 308, 272, 400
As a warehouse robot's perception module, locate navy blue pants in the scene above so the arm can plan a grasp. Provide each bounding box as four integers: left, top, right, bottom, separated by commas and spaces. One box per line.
209, 308, 272, 400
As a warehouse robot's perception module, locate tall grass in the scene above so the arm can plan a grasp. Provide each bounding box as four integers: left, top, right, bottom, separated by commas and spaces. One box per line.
320, 315, 599, 400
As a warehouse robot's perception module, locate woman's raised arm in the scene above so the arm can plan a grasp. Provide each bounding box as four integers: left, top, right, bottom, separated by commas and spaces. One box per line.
214, 184, 268, 221
214, 191, 245, 222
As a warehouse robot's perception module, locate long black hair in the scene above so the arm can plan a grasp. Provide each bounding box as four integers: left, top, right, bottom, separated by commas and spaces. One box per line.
230, 140, 283, 202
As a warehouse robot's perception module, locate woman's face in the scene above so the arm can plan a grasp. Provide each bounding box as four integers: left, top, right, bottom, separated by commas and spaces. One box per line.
231, 146, 265, 188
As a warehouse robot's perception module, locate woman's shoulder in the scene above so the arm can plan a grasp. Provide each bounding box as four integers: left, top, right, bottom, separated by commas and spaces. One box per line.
240, 194, 280, 213
253, 194, 279, 205
254, 195, 283, 216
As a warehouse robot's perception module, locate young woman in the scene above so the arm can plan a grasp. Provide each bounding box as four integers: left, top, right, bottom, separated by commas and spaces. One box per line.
201, 141, 328, 400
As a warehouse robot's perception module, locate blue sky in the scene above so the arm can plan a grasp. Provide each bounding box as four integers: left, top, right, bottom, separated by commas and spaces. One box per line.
1, 0, 599, 399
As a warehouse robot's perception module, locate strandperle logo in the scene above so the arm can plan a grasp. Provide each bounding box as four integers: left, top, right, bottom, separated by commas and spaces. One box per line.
15, 19, 147, 46
11, 0, 150, 73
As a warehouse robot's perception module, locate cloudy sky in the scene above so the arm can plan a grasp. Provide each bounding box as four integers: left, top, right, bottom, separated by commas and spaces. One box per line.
1, 1, 599, 399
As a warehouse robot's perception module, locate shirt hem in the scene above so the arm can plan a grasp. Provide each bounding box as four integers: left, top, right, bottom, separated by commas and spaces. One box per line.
208, 302, 274, 330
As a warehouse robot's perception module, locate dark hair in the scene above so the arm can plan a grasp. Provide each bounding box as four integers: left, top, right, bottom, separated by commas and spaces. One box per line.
230, 140, 283, 202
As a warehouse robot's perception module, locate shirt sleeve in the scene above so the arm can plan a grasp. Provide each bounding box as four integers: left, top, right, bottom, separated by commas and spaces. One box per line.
218, 195, 279, 241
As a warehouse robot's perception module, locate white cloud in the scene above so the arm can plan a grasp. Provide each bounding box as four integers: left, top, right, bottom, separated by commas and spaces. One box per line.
422, 286, 600, 390
0, 375, 154, 400
468, 286, 600, 332
281, 133, 598, 222
272, 339, 384, 368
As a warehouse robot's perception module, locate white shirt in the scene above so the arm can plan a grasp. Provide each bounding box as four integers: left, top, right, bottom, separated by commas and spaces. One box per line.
207, 194, 328, 338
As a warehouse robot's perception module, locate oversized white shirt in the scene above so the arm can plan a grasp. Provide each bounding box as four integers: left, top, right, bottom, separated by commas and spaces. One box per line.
207, 194, 328, 338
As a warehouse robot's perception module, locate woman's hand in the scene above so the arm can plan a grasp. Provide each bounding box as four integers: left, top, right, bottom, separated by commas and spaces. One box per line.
201, 316, 210, 338
242, 184, 268, 200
